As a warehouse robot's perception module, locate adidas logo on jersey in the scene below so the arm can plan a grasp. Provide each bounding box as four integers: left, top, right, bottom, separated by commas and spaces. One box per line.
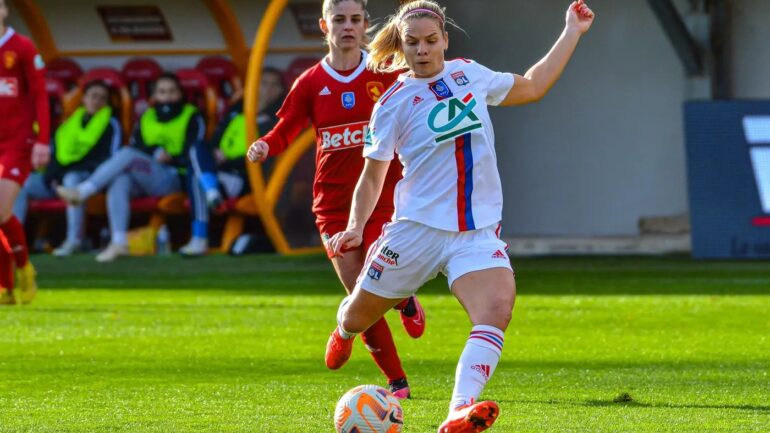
492, 250, 507, 259
412, 96, 424, 106
0, 77, 19, 97
319, 86, 331, 96
471, 364, 491, 380
318, 121, 368, 152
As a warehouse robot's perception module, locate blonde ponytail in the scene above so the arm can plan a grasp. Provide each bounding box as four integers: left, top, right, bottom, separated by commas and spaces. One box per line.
367, 0, 451, 74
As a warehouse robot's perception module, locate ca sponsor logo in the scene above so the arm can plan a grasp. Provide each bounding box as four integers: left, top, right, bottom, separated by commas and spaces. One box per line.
364, 126, 375, 147
427, 93, 483, 143
319, 121, 368, 152
742, 116, 770, 225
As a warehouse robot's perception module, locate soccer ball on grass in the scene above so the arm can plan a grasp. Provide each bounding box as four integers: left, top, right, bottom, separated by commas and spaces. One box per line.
334, 385, 404, 433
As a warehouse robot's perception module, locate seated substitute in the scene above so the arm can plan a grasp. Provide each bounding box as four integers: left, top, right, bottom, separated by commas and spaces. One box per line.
13, 80, 121, 256
181, 67, 286, 256
56, 73, 206, 262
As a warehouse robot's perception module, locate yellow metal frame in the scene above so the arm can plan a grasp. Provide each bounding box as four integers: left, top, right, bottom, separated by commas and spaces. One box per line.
10, 0, 59, 61
245, 0, 322, 255
204, 0, 249, 77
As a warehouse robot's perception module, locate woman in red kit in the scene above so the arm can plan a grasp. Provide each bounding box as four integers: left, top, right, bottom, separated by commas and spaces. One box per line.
0, 0, 50, 305
247, 0, 424, 399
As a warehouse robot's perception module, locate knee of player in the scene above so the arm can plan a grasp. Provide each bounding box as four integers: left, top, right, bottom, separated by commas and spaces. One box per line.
487, 295, 515, 328
339, 312, 368, 335
62, 173, 80, 187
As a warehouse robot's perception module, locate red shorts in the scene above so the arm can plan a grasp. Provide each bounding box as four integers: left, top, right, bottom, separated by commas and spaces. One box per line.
317, 217, 391, 259
0, 144, 32, 186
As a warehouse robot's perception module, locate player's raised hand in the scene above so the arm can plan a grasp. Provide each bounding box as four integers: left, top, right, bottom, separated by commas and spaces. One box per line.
566, 0, 595, 34
328, 229, 363, 258
247, 140, 269, 163
31, 142, 50, 169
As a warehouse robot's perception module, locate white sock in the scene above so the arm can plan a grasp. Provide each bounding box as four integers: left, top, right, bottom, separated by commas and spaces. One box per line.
449, 325, 505, 410
77, 181, 98, 200
336, 295, 357, 340
111, 231, 128, 246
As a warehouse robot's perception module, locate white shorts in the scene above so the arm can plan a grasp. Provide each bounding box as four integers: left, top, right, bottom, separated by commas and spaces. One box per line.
356, 220, 513, 299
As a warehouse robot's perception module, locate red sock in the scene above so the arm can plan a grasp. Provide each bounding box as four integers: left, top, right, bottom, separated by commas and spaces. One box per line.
360, 318, 406, 383
0, 233, 14, 290
394, 299, 409, 310
0, 216, 28, 267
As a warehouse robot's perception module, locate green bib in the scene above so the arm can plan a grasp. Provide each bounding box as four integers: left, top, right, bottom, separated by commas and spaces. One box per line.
140, 104, 198, 157
54, 106, 112, 166
219, 114, 248, 160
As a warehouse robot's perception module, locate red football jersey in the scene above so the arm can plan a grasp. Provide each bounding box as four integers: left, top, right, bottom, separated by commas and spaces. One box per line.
0, 28, 50, 149
262, 51, 401, 222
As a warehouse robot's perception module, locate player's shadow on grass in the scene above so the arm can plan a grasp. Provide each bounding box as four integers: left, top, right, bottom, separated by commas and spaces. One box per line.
583, 399, 770, 413
502, 397, 770, 413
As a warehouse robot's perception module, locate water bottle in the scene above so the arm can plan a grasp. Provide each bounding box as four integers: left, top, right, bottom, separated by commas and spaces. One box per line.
156, 225, 171, 256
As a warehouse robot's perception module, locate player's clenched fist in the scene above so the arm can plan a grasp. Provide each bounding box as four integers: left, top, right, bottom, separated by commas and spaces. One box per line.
328, 229, 363, 258
567, 0, 595, 33
247, 140, 269, 163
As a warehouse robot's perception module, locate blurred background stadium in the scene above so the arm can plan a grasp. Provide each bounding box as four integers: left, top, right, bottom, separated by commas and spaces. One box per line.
6, 0, 770, 258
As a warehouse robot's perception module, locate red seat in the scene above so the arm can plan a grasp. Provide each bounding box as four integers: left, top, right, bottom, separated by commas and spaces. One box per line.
76, 67, 133, 136
81, 67, 127, 90
27, 199, 66, 214
130, 197, 161, 214
45, 58, 83, 91
121, 58, 163, 121
285, 57, 321, 88
195, 56, 243, 120
46, 78, 66, 129
175, 68, 218, 138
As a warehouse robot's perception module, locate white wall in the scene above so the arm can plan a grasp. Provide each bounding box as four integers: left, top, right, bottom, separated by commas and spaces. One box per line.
444, 0, 691, 236
732, 0, 770, 98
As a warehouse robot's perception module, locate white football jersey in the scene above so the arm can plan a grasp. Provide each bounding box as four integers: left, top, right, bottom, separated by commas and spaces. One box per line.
364, 59, 514, 232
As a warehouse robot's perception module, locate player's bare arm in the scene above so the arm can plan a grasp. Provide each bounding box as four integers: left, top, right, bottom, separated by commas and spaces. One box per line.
328, 157, 390, 256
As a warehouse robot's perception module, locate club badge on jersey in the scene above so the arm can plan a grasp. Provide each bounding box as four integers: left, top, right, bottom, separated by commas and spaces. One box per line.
367, 262, 384, 280
452, 71, 470, 86
342, 92, 356, 110
429, 78, 453, 101
4, 51, 17, 70
366, 82, 386, 102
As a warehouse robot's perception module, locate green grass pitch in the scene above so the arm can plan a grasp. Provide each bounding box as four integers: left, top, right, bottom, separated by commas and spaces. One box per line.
0, 254, 768, 432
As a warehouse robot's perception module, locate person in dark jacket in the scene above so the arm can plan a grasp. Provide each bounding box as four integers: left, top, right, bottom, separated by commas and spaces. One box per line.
180, 67, 285, 256
14, 80, 121, 256
56, 73, 205, 262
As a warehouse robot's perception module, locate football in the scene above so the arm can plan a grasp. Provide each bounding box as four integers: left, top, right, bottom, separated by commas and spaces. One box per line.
334, 385, 404, 433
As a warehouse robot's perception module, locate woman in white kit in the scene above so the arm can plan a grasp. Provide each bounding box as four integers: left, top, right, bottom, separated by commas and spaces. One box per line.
326, 0, 594, 431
